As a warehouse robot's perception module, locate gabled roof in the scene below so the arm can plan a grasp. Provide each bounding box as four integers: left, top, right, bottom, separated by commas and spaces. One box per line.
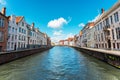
16, 16, 23, 24
0, 12, 8, 19
59, 40, 64, 42
68, 38, 74, 41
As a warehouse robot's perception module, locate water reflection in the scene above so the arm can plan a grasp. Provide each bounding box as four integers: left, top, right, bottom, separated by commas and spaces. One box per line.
0, 46, 119, 80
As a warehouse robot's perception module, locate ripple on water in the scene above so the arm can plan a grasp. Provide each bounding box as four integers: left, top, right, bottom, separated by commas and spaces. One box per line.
0, 46, 120, 80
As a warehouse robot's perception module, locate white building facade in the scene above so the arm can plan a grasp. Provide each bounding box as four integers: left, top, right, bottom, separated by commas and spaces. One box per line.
94, 1, 120, 50
17, 16, 28, 50
7, 15, 18, 51
7, 15, 50, 51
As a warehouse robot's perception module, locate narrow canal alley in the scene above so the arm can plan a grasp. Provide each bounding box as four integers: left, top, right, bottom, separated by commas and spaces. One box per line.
0, 46, 120, 80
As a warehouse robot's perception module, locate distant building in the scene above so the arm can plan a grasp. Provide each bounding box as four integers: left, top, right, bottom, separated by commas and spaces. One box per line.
86, 22, 95, 48
74, 34, 79, 47
78, 31, 83, 47
59, 40, 64, 45
47, 37, 51, 46
68, 38, 74, 46
27, 23, 50, 48
80, 22, 95, 47
0, 7, 8, 52
64, 39, 69, 46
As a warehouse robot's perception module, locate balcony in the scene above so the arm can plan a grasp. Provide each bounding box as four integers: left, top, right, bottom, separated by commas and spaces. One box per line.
105, 35, 111, 40
103, 24, 111, 31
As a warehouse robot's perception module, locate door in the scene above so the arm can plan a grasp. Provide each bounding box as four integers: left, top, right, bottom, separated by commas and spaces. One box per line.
14, 44, 16, 50
108, 40, 111, 49
0, 46, 2, 52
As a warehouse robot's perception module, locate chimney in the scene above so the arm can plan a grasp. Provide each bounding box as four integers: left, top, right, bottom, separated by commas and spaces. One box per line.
101, 8, 105, 14
1, 7, 6, 15
32, 23, 34, 28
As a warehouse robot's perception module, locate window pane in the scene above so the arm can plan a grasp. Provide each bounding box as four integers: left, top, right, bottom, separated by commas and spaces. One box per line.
0, 32, 4, 41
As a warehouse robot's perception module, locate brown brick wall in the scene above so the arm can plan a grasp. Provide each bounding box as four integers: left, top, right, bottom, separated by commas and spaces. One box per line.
0, 14, 8, 52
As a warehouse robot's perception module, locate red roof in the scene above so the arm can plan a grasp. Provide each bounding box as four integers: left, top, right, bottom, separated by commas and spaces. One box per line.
59, 40, 64, 42
68, 38, 74, 41
16, 16, 23, 23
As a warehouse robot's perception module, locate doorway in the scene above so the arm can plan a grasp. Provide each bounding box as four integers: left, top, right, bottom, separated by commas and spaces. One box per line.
108, 40, 111, 49
0, 46, 2, 52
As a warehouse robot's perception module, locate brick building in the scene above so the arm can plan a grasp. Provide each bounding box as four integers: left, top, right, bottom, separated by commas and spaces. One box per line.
0, 7, 8, 52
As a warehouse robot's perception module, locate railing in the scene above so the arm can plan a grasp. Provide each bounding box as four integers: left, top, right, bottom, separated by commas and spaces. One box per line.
103, 24, 111, 31
105, 35, 111, 40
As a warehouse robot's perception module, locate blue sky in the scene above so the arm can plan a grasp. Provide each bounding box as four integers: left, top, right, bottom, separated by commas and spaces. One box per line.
0, 0, 117, 42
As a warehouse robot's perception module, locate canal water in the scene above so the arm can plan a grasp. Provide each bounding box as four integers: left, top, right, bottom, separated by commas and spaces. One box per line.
0, 46, 120, 80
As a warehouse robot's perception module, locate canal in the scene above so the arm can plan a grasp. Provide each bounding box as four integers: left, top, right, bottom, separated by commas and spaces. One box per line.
0, 46, 120, 80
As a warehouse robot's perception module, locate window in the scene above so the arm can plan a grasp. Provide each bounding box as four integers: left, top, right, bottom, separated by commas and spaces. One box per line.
12, 27, 14, 32
21, 43, 23, 48
112, 29, 115, 40
11, 35, 14, 41
13, 21, 14, 24
8, 26, 11, 32
116, 27, 120, 39
15, 35, 17, 40
11, 43, 14, 48
102, 44, 104, 48
0, 18, 4, 27
16, 29, 17, 33
101, 33, 103, 41
103, 21, 105, 26
22, 29, 23, 33
117, 43, 119, 49
114, 12, 119, 23
22, 22, 24, 26
105, 18, 109, 26
100, 22, 102, 30
97, 24, 99, 31
18, 42, 20, 48
105, 43, 107, 48
95, 26, 97, 31
110, 16, 113, 24
7, 42, 10, 49
24, 30, 26, 34
113, 43, 115, 49
98, 34, 100, 41
19, 27, 21, 32
0, 31, 4, 42
22, 36, 24, 41
19, 35, 21, 40
30, 31, 32, 36
24, 36, 26, 41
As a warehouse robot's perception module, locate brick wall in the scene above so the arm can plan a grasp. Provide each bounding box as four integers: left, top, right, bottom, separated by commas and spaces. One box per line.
0, 13, 8, 52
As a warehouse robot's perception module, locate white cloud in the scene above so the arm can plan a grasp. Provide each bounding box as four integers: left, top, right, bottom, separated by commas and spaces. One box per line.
66, 33, 74, 39
88, 14, 100, 22
47, 17, 68, 29
78, 23, 85, 27
0, 0, 6, 5
49, 17, 73, 42
53, 30, 63, 36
